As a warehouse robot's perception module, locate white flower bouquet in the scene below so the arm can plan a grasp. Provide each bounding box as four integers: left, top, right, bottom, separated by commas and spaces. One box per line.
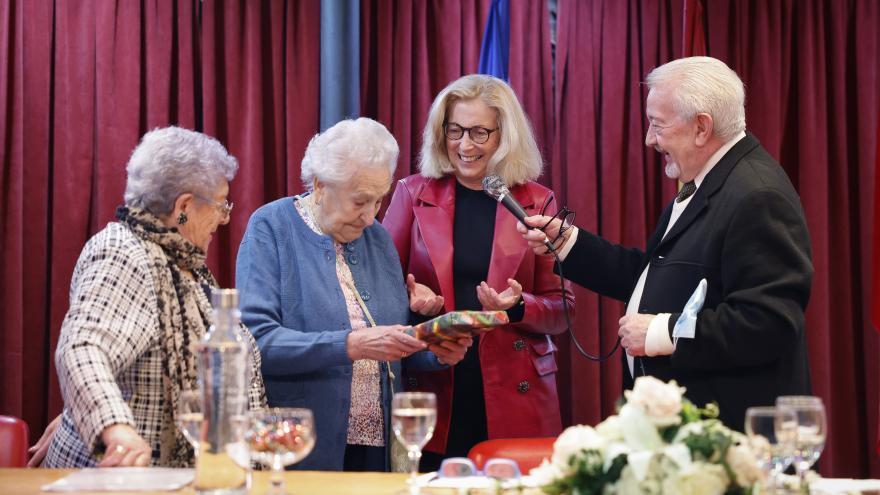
531, 376, 763, 495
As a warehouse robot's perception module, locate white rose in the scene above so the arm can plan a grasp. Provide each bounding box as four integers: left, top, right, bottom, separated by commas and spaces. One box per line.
529, 458, 567, 486
613, 463, 662, 495
625, 376, 685, 427
726, 442, 763, 487
596, 415, 624, 442
551, 425, 606, 467
672, 421, 704, 443
660, 462, 729, 495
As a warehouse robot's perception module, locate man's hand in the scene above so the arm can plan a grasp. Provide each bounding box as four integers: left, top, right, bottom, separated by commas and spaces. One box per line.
428, 336, 473, 365
476, 279, 523, 311
618, 314, 655, 356
406, 274, 444, 316
99, 424, 152, 467
27, 414, 61, 467
517, 215, 571, 256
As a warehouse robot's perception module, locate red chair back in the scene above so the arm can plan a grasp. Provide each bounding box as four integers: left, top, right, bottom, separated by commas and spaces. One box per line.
0, 415, 29, 467
467, 437, 556, 473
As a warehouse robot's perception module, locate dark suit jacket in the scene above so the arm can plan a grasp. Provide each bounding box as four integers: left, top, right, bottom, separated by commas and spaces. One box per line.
563, 133, 813, 431
383, 175, 575, 453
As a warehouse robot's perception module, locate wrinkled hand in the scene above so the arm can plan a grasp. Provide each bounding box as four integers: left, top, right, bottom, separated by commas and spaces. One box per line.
618, 314, 654, 357
27, 413, 61, 467
428, 336, 473, 366
476, 279, 523, 311
407, 274, 444, 316
517, 215, 571, 256
99, 424, 152, 467
347, 325, 427, 361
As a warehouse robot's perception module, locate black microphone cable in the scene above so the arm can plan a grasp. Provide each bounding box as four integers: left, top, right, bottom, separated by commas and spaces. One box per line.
483, 174, 620, 362
549, 242, 621, 362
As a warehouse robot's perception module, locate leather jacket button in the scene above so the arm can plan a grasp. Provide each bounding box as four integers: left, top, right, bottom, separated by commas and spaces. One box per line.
513, 339, 525, 351
407, 377, 419, 388
517, 381, 530, 393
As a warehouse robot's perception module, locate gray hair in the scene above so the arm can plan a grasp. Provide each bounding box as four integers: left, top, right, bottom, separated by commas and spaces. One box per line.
124, 127, 238, 215
300, 117, 399, 190
645, 56, 746, 141
419, 74, 542, 186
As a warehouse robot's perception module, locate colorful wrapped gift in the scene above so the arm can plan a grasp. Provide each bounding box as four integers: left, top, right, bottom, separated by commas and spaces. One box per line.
403, 310, 509, 345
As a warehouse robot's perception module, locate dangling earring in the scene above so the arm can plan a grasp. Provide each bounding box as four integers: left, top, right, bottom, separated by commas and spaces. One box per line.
177, 212, 188, 225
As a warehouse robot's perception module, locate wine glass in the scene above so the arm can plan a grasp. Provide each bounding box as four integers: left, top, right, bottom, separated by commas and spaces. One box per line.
745, 406, 797, 493
176, 389, 203, 453
391, 392, 437, 495
777, 396, 827, 492
245, 408, 316, 495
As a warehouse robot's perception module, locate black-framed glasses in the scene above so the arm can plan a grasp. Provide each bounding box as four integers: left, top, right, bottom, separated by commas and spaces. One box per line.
539, 194, 575, 250
195, 194, 234, 218
443, 123, 498, 144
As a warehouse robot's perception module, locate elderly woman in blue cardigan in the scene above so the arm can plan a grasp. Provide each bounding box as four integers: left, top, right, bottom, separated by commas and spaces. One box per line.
236, 117, 470, 472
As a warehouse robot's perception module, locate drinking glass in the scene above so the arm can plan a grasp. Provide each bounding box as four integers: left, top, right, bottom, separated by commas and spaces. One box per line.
745, 406, 797, 493
777, 396, 827, 493
176, 389, 203, 452
392, 392, 437, 495
245, 408, 316, 495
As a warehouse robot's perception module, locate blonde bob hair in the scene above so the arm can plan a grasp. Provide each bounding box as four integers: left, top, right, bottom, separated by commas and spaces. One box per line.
418, 74, 542, 186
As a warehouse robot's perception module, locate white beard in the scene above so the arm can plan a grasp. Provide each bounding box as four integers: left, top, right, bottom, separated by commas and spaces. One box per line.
665, 161, 681, 180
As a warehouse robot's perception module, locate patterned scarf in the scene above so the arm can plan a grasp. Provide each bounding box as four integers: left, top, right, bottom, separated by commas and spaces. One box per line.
116, 205, 216, 467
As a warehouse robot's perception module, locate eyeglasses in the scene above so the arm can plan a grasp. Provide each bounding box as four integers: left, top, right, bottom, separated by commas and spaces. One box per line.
438, 457, 521, 480
539, 194, 575, 251
195, 194, 234, 218
443, 123, 498, 144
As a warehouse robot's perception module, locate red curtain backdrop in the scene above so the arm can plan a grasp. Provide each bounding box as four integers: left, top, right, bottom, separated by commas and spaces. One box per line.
359, 0, 491, 184
552, 0, 880, 478
1, 0, 320, 444
876, 115, 880, 455
2, 0, 880, 478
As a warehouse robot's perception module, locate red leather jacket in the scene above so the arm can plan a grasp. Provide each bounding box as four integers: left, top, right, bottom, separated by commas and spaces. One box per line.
382, 175, 575, 453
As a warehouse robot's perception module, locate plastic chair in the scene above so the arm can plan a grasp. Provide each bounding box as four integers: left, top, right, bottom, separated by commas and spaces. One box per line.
467, 437, 556, 473
0, 415, 30, 467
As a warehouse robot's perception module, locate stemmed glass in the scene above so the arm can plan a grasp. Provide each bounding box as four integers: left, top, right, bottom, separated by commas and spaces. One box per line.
745, 406, 798, 493
176, 389, 203, 453
777, 396, 827, 493
245, 408, 316, 495
392, 392, 437, 495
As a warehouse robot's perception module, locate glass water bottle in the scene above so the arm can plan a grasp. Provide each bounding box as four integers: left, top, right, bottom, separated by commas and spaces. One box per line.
194, 288, 249, 494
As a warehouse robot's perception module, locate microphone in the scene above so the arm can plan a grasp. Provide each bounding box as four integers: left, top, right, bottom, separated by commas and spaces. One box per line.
482, 175, 556, 252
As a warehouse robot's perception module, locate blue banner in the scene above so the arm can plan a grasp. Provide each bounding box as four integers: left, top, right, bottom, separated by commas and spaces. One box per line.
477, 0, 510, 81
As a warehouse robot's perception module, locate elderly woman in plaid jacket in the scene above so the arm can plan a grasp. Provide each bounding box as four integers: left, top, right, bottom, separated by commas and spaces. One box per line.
38, 127, 265, 468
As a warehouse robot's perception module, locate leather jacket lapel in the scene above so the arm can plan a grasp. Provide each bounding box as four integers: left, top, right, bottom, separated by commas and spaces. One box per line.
486, 185, 533, 291
412, 178, 456, 309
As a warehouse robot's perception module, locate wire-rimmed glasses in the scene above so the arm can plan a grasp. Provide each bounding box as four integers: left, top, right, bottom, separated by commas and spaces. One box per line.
443, 123, 498, 144
194, 194, 234, 218
777, 396, 827, 493
537, 194, 575, 252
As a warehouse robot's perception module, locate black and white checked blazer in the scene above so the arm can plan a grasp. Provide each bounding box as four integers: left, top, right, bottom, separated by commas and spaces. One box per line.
43, 222, 265, 467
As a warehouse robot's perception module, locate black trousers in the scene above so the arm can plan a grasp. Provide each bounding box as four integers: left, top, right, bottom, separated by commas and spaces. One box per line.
343, 444, 386, 472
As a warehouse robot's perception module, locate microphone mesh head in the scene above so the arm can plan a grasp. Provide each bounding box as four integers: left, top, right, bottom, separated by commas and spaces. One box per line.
482, 175, 509, 200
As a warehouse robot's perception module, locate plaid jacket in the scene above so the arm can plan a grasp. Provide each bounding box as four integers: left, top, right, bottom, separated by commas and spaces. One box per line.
43, 222, 265, 467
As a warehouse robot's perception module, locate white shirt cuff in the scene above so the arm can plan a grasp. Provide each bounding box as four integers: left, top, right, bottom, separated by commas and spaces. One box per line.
645, 313, 674, 356
556, 227, 579, 261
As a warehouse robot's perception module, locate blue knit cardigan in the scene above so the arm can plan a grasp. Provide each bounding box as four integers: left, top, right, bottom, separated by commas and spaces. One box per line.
236, 195, 442, 471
